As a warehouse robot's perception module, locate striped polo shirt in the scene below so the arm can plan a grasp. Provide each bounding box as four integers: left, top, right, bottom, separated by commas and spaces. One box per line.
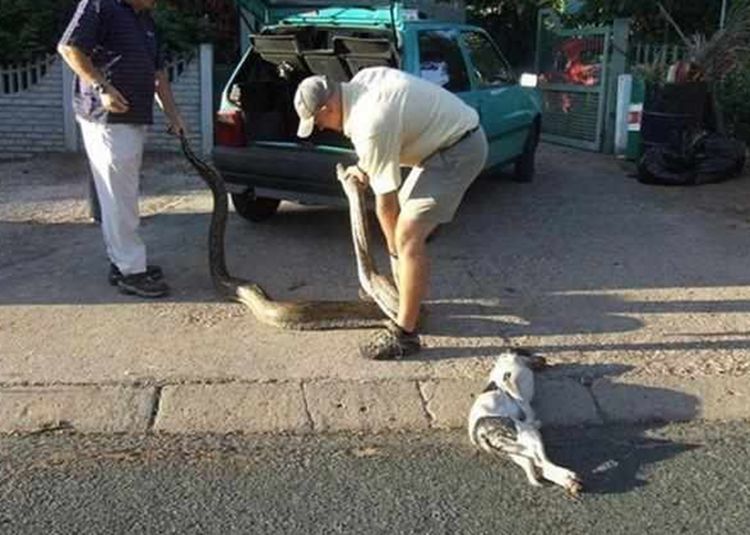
59, 0, 164, 125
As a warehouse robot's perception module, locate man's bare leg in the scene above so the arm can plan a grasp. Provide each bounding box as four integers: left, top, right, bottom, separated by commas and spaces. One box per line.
358, 208, 431, 360
395, 216, 436, 332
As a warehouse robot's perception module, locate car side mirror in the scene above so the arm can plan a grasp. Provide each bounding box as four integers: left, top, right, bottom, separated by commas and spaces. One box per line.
519, 73, 538, 88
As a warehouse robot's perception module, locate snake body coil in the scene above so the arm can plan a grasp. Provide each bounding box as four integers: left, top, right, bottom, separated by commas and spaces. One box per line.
181, 136, 399, 330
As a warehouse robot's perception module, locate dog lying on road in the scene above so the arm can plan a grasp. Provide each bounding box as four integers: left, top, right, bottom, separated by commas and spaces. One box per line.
468, 349, 583, 496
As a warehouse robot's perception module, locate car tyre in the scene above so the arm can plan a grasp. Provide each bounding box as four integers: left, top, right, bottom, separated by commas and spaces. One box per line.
231, 190, 280, 222
513, 123, 540, 183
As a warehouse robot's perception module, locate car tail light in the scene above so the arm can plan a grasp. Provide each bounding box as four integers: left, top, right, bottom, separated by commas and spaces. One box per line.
215, 109, 247, 147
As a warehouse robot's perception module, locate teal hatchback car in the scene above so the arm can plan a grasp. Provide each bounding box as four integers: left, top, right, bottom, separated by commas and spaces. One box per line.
213, 1, 541, 221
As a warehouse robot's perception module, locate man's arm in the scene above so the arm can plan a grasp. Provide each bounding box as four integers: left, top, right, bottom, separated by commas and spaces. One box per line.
56, 43, 102, 86
57, 44, 129, 113
155, 69, 186, 135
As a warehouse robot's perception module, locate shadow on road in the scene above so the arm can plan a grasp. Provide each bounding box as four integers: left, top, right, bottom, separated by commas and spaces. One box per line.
546, 425, 701, 495
536, 362, 700, 495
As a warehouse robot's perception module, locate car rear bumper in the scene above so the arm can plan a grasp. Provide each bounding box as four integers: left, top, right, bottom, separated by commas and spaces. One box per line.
212, 142, 358, 199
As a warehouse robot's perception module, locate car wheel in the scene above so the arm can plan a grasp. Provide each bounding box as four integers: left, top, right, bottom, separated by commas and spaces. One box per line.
230, 190, 280, 222
513, 123, 540, 183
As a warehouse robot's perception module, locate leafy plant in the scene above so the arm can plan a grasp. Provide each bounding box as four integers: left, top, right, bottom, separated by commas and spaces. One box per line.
0, 0, 77, 63
153, 1, 216, 60
631, 60, 668, 85
658, 0, 750, 81
0, 0, 227, 65
718, 56, 750, 144
567, 0, 726, 43
466, 1, 565, 69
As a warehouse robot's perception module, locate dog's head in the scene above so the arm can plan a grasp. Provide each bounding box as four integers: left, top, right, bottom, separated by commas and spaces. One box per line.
486, 348, 546, 403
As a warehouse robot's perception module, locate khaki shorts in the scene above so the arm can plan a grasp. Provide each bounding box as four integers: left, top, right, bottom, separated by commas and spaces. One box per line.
398, 126, 488, 226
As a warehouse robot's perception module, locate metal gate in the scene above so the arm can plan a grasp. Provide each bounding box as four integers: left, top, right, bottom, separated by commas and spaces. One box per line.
535, 9, 611, 151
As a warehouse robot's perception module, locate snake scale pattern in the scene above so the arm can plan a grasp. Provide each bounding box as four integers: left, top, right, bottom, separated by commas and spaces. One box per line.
181, 135, 400, 330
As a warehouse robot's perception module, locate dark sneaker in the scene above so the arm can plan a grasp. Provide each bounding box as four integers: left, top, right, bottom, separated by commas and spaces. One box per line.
359, 322, 421, 361
109, 263, 163, 286
117, 272, 170, 298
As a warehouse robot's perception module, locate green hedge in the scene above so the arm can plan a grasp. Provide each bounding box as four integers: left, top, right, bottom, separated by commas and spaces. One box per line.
0, 0, 223, 65
152, 4, 216, 60
0, 0, 77, 63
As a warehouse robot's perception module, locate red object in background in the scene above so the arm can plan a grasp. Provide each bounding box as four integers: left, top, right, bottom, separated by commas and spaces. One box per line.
545, 37, 602, 113
561, 37, 600, 86
541, 37, 601, 87
215, 110, 247, 147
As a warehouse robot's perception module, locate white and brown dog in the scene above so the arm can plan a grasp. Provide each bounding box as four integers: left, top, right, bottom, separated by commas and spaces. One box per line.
468, 349, 583, 496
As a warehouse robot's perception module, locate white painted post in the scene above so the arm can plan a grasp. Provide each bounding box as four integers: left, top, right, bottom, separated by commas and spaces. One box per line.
61, 59, 78, 152
199, 43, 214, 157
615, 74, 633, 156
604, 18, 631, 154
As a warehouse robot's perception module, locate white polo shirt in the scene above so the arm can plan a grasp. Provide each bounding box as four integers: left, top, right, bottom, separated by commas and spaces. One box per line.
341, 67, 479, 195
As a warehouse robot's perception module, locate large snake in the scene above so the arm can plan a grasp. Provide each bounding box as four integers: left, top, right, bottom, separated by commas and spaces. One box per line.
180, 135, 400, 330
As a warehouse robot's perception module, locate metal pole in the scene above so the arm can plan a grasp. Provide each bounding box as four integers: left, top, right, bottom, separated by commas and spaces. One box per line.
720, 0, 728, 29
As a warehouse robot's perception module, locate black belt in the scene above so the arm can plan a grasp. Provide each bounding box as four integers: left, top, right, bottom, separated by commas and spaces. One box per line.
425, 126, 481, 163
442, 126, 480, 152
456, 125, 480, 143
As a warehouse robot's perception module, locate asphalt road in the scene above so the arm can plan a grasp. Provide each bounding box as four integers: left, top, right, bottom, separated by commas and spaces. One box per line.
1, 421, 749, 534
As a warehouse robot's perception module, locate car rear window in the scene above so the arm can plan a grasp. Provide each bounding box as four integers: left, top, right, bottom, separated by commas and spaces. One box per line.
417, 29, 470, 93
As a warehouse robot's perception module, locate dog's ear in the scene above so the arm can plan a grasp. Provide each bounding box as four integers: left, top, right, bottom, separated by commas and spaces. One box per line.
524, 354, 547, 370
507, 348, 547, 370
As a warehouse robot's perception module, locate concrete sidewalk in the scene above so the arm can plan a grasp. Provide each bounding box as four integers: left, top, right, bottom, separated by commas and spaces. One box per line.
1, 145, 749, 434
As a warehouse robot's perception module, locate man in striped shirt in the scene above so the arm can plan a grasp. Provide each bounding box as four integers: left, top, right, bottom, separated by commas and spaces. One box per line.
58, 0, 186, 298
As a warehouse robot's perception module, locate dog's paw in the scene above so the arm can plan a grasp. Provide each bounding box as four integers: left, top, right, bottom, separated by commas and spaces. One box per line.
564, 475, 584, 498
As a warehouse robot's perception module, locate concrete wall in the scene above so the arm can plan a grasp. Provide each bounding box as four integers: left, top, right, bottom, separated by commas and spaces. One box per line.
147, 54, 203, 152
0, 45, 213, 159
0, 57, 67, 159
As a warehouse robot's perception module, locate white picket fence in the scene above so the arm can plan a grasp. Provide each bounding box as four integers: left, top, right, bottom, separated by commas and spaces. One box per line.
630, 42, 687, 67
0, 44, 214, 159
0, 55, 57, 94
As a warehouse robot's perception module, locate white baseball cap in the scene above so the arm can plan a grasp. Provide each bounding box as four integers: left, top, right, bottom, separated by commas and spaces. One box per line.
294, 75, 334, 138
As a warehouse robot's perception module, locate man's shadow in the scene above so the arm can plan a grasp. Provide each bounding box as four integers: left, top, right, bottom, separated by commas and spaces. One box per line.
531, 363, 700, 495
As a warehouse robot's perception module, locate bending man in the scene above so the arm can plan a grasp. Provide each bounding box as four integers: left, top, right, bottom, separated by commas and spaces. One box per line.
294, 67, 488, 360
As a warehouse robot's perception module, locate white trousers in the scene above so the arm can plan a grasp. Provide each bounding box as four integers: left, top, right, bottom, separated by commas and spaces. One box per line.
78, 119, 148, 276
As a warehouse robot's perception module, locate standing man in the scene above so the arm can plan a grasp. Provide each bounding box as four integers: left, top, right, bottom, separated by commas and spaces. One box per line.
294, 67, 488, 360
58, 0, 186, 298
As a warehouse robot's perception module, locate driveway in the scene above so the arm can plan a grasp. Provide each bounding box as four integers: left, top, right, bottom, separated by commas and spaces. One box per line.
1, 144, 748, 432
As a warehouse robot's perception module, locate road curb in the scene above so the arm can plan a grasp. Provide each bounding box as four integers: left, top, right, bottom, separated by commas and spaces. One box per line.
0, 385, 154, 433
154, 382, 311, 434
591, 375, 750, 423
0, 375, 747, 435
